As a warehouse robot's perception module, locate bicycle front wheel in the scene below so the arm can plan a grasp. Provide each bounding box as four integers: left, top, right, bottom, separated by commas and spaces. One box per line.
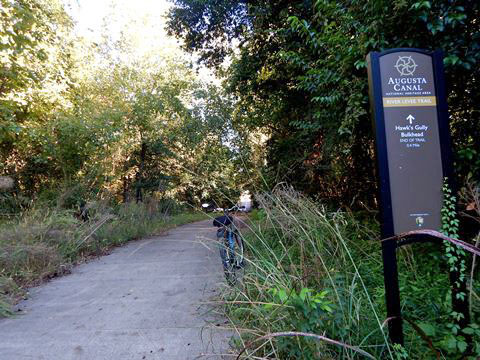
219, 238, 236, 286
233, 232, 245, 269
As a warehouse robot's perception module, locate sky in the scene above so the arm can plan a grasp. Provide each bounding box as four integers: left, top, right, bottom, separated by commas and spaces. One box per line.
65, 0, 178, 54
64, 0, 217, 82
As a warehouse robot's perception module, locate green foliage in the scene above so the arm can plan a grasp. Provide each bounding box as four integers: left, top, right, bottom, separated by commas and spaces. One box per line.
224, 187, 389, 359
0, 0, 250, 214
441, 179, 466, 292
423, 179, 480, 358
221, 187, 480, 359
392, 344, 409, 360
168, 0, 480, 206
167, 0, 248, 68
249, 208, 266, 222
0, 0, 73, 171
266, 287, 334, 358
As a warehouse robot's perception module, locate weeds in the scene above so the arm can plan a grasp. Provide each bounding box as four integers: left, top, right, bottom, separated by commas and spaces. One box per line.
222, 186, 480, 359
223, 186, 388, 359
0, 198, 207, 316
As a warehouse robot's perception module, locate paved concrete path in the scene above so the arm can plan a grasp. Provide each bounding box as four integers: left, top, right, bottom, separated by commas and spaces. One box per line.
0, 220, 231, 360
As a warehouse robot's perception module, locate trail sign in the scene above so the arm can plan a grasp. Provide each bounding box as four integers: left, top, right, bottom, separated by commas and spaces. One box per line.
366, 48, 453, 344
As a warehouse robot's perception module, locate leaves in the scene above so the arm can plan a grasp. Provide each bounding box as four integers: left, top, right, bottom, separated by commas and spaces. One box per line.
167, 0, 480, 206
0, 0, 246, 207
418, 322, 436, 337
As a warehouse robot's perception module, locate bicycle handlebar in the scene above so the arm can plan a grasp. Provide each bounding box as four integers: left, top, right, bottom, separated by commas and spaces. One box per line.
225, 205, 238, 213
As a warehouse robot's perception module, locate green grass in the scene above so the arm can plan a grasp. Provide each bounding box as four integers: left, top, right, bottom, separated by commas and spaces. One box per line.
219, 187, 479, 359
0, 200, 207, 316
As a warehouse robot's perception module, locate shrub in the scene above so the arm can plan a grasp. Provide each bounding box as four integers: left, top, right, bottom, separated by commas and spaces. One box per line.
223, 186, 480, 359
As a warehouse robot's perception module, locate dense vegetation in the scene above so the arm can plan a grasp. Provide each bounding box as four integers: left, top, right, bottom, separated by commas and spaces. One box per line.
0, 0, 248, 313
1, 0, 479, 358
167, 0, 480, 358
168, 0, 479, 206
225, 188, 480, 359
0, 0, 250, 211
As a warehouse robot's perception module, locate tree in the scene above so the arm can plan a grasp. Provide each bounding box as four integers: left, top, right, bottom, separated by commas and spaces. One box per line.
171, 85, 243, 206
167, 0, 480, 207
0, 0, 246, 211
0, 0, 73, 163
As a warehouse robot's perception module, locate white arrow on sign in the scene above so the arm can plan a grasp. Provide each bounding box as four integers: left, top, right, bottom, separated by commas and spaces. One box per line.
406, 114, 415, 124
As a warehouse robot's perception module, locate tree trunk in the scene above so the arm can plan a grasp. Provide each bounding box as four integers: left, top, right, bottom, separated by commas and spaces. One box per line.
136, 186, 142, 203
123, 176, 129, 203
136, 142, 146, 203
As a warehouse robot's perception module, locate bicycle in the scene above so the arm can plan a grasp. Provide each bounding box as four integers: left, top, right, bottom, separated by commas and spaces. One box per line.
213, 207, 245, 285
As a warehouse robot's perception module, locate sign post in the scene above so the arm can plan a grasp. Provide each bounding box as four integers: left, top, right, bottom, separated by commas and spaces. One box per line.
366, 49, 453, 344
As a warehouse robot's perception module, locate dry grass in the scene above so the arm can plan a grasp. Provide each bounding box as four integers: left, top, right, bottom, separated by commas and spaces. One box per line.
216, 186, 390, 359
216, 185, 480, 359
0, 199, 207, 316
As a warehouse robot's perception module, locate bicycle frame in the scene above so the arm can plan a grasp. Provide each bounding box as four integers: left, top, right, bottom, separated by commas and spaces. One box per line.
218, 223, 236, 262
215, 214, 244, 285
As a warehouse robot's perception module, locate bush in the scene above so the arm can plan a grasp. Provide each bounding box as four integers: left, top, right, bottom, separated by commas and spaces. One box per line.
223, 186, 480, 359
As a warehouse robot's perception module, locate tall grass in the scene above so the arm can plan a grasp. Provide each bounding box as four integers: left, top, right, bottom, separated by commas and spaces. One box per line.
222, 186, 471, 359
0, 198, 207, 316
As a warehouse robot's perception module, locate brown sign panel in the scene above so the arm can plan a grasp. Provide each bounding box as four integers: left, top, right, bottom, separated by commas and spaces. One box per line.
380, 52, 443, 234
367, 49, 451, 236
366, 49, 453, 345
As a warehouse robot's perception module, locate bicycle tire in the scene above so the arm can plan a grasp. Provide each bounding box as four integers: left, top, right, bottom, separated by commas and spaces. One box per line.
224, 265, 236, 286
219, 236, 236, 285
233, 232, 245, 269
